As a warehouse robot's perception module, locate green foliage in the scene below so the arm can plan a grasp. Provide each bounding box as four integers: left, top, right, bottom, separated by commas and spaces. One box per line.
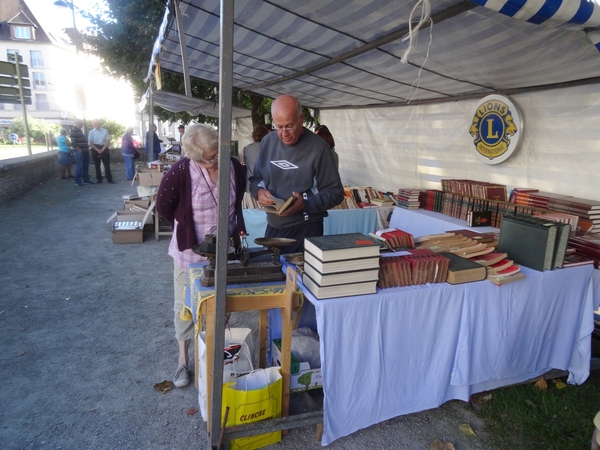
81, 0, 275, 128
8, 118, 59, 144
475, 371, 600, 450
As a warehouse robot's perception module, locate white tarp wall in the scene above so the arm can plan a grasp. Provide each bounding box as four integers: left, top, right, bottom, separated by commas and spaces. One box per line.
322, 84, 600, 199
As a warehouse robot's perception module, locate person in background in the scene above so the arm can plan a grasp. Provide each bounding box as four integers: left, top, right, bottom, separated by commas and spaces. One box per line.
57, 128, 74, 179
177, 124, 185, 153
70, 119, 94, 187
88, 119, 114, 184
241, 124, 270, 190
145, 124, 162, 162
155, 123, 247, 388
249, 94, 344, 253
120, 127, 138, 180
314, 124, 339, 170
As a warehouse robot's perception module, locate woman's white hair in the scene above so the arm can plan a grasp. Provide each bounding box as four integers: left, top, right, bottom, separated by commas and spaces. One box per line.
182, 123, 218, 162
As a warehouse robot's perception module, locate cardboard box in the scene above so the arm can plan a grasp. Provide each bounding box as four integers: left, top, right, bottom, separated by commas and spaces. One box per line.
271, 339, 322, 392
106, 206, 154, 244
124, 199, 151, 210
137, 172, 164, 187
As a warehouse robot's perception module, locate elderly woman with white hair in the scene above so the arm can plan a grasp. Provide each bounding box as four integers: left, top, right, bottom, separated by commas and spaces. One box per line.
156, 123, 247, 388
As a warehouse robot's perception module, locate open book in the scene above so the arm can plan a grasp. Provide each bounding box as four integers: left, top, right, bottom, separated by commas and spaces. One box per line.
261, 195, 296, 214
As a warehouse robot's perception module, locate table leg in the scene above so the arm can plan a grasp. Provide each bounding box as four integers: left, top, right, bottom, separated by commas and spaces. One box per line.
259, 310, 268, 368
205, 304, 215, 430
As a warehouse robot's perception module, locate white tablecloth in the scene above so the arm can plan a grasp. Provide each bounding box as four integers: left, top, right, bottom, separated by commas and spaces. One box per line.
270, 263, 596, 445
389, 207, 498, 237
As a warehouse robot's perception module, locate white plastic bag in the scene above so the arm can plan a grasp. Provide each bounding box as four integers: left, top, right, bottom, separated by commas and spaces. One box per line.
197, 327, 254, 421
291, 327, 321, 369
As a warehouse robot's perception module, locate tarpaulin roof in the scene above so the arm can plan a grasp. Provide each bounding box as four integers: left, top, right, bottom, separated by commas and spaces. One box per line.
140, 89, 252, 118
146, 0, 600, 110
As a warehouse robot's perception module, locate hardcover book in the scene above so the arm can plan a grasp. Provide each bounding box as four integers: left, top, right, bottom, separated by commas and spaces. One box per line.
303, 274, 377, 299
261, 195, 296, 214
469, 252, 508, 267
487, 272, 527, 285
303, 263, 380, 287
303, 252, 380, 274
304, 233, 380, 262
497, 216, 557, 271
439, 252, 486, 284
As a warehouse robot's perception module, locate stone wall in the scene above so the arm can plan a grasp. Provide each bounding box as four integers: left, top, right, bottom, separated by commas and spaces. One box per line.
0, 149, 123, 206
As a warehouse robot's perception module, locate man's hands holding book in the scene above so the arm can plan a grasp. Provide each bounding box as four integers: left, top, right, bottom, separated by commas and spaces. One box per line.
257, 189, 304, 216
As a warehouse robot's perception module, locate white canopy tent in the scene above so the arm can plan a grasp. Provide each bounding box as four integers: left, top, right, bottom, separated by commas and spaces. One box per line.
144, 1, 600, 447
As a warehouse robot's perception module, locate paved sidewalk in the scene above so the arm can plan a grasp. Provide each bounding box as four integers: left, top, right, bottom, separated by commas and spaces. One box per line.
0, 161, 499, 449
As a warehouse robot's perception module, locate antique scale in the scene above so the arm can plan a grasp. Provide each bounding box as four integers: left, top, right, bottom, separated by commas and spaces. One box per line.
192, 233, 296, 286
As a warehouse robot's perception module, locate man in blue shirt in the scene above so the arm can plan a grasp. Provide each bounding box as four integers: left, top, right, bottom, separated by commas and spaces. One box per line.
88, 119, 114, 184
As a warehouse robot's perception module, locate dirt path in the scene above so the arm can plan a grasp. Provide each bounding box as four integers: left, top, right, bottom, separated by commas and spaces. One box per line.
0, 161, 501, 449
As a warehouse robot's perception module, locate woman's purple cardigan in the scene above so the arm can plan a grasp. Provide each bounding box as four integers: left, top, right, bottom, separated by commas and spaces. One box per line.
156, 157, 247, 251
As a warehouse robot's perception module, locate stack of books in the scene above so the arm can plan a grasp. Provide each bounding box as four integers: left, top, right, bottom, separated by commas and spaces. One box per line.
378, 249, 450, 288
546, 197, 600, 233
415, 232, 495, 259
497, 215, 571, 271
303, 233, 380, 299
468, 251, 526, 285
370, 228, 415, 250
441, 179, 508, 202
440, 252, 487, 284
567, 233, 600, 268
393, 188, 421, 209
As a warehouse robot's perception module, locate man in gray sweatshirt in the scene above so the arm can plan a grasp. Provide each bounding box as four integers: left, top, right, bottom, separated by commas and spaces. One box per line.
250, 95, 344, 253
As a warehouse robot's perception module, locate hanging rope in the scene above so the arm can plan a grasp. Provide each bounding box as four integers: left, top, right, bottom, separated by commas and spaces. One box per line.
400, 0, 432, 64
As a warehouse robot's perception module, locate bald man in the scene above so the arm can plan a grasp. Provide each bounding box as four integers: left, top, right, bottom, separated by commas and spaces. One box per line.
249, 95, 344, 253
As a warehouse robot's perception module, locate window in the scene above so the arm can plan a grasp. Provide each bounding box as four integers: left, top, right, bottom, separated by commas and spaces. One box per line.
30, 51, 43, 68
13, 26, 32, 39
35, 94, 49, 110
7, 49, 19, 61
33, 73, 46, 89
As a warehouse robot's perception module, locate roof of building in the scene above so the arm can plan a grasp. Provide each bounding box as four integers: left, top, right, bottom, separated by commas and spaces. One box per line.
0, 0, 50, 43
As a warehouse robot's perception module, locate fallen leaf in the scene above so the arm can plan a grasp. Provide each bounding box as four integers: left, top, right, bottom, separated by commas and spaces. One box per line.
87, 406, 100, 412
153, 380, 174, 394
430, 439, 455, 449
15, 351, 25, 357
534, 377, 548, 391
551, 379, 567, 389
458, 423, 476, 436
187, 407, 198, 416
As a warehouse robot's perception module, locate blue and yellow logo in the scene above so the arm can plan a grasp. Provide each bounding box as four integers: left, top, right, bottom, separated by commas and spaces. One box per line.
469, 99, 518, 161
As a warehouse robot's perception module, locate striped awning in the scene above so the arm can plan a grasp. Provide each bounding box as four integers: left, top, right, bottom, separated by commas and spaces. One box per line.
146, 0, 600, 110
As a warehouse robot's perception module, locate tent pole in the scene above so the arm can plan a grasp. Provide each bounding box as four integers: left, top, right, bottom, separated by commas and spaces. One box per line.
209, 0, 234, 448
174, 0, 192, 97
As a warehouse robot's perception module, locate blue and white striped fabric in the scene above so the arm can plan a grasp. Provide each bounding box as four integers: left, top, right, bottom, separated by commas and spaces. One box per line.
470, 0, 600, 27
146, 0, 600, 109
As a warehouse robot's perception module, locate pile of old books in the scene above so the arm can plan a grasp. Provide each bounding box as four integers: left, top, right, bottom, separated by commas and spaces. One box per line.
415, 230, 525, 285
303, 233, 380, 299
369, 228, 415, 251
469, 251, 525, 285
566, 234, 600, 268
511, 189, 600, 232
378, 249, 450, 287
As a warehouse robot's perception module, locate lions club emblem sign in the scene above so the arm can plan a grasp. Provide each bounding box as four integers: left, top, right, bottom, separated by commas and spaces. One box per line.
469, 95, 522, 165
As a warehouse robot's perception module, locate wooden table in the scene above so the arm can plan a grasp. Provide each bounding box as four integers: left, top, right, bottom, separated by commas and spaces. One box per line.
185, 266, 302, 429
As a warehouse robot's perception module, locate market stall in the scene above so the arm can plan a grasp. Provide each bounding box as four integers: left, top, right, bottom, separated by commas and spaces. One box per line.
144, 1, 600, 446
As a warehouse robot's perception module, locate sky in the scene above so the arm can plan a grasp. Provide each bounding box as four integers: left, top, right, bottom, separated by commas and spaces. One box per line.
25, 0, 138, 127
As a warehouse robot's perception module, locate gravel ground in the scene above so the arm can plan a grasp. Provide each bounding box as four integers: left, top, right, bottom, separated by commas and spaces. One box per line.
0, 161, 503, 449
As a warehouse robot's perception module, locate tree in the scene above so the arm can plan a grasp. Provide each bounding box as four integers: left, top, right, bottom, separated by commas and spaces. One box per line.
9, 118, 60, 144
81, 0, 271, 128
